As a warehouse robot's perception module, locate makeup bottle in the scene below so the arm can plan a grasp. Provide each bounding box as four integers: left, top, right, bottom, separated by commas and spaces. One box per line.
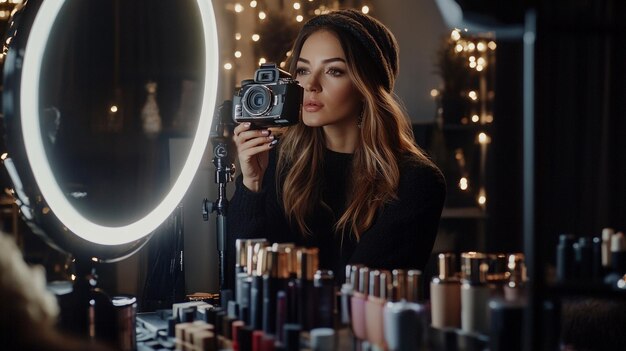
391, 269, 406, 302
574, 237, 592, 280
384, 270, 429, 351
430, 253, 461, 329
592, 236, 603, 282
262, 249, 279, 335
365, 269, 390, 349
601, 228, 615, 270
314, 269, 336, 329
605, 232, 626, 286
310, 328, 336, 351
503, 253, 527, 302
487, 254, 508, 296
556, 234, 576, 283
296, 248, 319, 331
350, 266, 369, 344
460, 252, 490, 335
340, 265, 359, 326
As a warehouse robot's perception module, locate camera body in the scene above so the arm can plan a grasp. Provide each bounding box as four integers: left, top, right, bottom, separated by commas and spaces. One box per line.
233, 63, 303, 128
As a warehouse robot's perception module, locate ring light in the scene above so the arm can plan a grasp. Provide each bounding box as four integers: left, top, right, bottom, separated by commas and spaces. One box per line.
19, 0, 219, 246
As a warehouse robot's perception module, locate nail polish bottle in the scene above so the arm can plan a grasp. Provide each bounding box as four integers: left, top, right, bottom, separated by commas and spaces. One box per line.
430, 253, 461, 329
460, 252, 490, 335
406, 270, 422, 302
310, 328, 336, 351
365, 270, 390, 349
391, 269, 406, 302
605, 232, 626, 286
350, 267, 369, 344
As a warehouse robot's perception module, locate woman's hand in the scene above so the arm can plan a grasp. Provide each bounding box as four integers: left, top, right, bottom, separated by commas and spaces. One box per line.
233, 122, 278, 192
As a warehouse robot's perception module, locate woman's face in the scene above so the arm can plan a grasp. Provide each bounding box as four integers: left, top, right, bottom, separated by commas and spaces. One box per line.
295, 30, 362, 129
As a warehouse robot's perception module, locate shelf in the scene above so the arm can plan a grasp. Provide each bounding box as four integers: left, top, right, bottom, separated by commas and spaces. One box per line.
441, 206, 486, 219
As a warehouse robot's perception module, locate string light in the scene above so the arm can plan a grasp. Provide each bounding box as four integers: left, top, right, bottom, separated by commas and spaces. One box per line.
361, 5, 370, 14
259, 11, 266, 20
459, 177, 469, 191
259, 57, 267, 65
488, 41, 497, 50
110, 105, 118, 113
234, 3, 244, 12
235, 33, 242, 40
451, 29, 461, 41
251, 34, 260, 41
471, 114, 479, 123
280, 61, 287, 68
234, 51, 242, 58
478, 188, 487, 206
468, 91, 478, 100
430, 89, 439, 98
293, 2, 301, 10
478, 132, 490, 144
296, 15, 304, 22
477, 42, 486, 52
467, 42, 475, 51
250, 0, 257, 7
455, 44, 463, 53
224, 63, 233, 70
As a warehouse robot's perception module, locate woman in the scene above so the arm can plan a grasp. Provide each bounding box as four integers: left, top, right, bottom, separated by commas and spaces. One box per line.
227, 9, 446, 286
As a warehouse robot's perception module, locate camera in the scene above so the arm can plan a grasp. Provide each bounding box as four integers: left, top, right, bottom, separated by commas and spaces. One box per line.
233, 63, 303, 128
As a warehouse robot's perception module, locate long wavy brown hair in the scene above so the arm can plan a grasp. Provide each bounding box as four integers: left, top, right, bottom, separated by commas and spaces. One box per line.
277, 25, 429, 240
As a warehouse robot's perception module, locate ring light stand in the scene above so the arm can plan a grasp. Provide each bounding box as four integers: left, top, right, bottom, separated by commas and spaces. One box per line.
1, 0, 220, 348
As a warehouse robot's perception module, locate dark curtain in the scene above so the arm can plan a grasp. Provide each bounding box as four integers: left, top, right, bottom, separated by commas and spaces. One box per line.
535, 0, 626, 258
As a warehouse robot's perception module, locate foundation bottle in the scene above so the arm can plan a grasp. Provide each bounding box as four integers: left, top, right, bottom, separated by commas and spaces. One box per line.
430, 253, 461, 329
460, 252, 490, 335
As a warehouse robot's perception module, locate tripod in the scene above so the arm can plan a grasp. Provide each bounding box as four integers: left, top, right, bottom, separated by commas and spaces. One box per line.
202, 100, 235, 292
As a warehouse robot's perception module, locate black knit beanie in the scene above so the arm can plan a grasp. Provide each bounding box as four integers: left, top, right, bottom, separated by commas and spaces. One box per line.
302, 9, 399, 92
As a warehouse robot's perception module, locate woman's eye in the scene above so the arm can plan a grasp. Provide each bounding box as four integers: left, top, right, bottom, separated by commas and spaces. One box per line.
327, 68, 344, 76
295, 67, 309, 76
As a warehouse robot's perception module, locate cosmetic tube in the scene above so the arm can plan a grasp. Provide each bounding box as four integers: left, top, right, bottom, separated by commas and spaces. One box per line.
592, 237, 603, 281
430, 253, 461, 328
460, 252, 490, 335
296, 248, 319, 330
350, 267, 369, 342
504, 253, 527, 302
365, 270, 390, 349
406, 270, 422, 302
314, 269, 335, 329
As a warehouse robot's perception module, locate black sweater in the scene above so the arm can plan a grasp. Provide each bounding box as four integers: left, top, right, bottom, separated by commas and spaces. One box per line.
226, 148, 446, 287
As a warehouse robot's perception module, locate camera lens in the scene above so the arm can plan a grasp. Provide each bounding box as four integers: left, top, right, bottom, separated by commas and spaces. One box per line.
242, 85, 273, 116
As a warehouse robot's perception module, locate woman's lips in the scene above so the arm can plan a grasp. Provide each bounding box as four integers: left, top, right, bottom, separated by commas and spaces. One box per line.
304, 100, 323, 112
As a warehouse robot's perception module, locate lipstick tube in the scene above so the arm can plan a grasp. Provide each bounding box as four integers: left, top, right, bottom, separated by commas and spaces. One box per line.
350, 267, 369, 342
460, 252, 490, 335
365, 270, 391, 349
430, 253, 461, 329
